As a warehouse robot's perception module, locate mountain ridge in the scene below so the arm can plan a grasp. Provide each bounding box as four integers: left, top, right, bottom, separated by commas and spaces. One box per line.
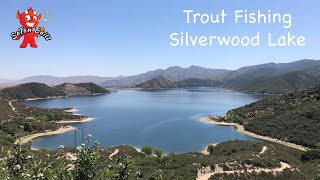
5, 59, 320, 93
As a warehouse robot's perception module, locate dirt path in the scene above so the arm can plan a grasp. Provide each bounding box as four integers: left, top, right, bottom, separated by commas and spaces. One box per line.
9, 100, 17, 113
109, 149, 119, 160
200, 117, 307, 152
197, 162, 291, 180
259, 146, 268, 155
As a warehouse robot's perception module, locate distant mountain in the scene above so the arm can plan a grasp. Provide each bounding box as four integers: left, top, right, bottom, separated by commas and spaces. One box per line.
102, 66, 230, 87
0, 82, 110, 100
220, 84, 320, 148
234, 71, 320, 94
135, 77, 224, 89
0, 79, 15, 84
174, 78, 224, 88
135, 77, 173, 89
7, 59, 320, 92
224, 59, 320, 87
14, 75, 122, 86
304, 65, 320, 79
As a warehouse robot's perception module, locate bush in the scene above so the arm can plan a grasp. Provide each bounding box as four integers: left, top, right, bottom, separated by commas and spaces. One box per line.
154, 148, 163, 158
207, 145, 215, 155
142, 145, 153, 156
301, 149, 320, 161
73, 134, 99, 180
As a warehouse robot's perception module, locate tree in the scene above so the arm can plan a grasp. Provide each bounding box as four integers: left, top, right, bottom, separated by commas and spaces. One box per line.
154, 148, 163, 158
207, 145, 215, 155
141, 145, 153, 156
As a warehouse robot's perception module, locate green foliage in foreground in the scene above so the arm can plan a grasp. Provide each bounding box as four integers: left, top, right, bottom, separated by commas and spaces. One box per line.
0, 140, 319, 180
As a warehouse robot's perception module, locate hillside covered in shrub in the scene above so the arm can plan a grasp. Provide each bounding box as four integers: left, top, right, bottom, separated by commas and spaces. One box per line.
219, 84, 320, 148
0, 82, 110, 100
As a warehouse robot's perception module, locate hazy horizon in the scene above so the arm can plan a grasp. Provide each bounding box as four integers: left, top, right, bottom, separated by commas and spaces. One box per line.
0, 58, 319, 80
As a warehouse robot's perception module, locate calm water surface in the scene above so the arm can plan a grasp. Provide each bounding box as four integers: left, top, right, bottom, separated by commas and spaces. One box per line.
23, 88, 269, 153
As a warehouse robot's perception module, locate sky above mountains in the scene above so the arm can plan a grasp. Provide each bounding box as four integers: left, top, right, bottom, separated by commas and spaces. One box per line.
0, 0, 319, 79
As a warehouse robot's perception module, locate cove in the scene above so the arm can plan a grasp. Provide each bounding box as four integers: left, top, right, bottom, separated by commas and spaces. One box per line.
23, 88, 270, 153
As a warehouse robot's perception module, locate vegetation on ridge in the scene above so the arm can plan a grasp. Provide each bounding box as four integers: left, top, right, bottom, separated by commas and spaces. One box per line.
214, 84, 320, 148
0, 82, 110, 100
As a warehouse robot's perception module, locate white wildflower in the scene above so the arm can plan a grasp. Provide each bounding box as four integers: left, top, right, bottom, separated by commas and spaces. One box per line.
76, 146, 82, 151
13, 164, 21, 170
37, 173, 44, 178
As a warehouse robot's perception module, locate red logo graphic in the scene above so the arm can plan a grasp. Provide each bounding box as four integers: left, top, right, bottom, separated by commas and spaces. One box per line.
11, 7, 52, 48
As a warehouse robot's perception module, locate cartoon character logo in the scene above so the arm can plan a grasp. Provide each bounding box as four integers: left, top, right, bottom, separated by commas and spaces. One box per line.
11, 7, 52, 48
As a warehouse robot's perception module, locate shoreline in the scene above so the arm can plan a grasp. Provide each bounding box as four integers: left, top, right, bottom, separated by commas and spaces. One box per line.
55, 118, 95, 124
199, 117, 307, 152
18, 108, 94, 145
23, 93, 108, 101
64, 108, 79, 113
201, 144, 217, 155
16, 126, 76, 145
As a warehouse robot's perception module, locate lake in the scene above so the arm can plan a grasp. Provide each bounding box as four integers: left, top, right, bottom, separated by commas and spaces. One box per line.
23, 88, 269, 153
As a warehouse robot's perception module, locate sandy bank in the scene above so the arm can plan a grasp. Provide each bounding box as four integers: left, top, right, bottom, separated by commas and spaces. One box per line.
64, 108, 79, 113
24, 96, 66, 101
16, 126, 76, 145
200, 117, 307, 152
201, 144, 218, 155
55, 118, 95, 124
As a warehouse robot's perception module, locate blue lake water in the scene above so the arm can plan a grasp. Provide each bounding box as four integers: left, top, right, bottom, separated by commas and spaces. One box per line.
23, 88, 269, 153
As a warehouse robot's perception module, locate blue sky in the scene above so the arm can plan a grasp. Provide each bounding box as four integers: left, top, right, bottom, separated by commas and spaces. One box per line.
0, 0, 319, 79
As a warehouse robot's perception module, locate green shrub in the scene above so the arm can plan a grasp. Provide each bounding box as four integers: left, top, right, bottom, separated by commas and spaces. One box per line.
301, 149, 320, 161
154, 148, 163, 158
142, 145, 153, 156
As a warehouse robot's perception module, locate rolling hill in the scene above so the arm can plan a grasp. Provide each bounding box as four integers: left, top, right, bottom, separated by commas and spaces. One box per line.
135, 77, 174, 89
13, 75, 122, 86
234, 71, 320, 94
135, 77, 224, 89
0, 83, 65, 100
4, 59, 320, 94
224, 59, 320, 87
102, 66, 230, 87
0, 82, 110, 100
219, 84, 320, 148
